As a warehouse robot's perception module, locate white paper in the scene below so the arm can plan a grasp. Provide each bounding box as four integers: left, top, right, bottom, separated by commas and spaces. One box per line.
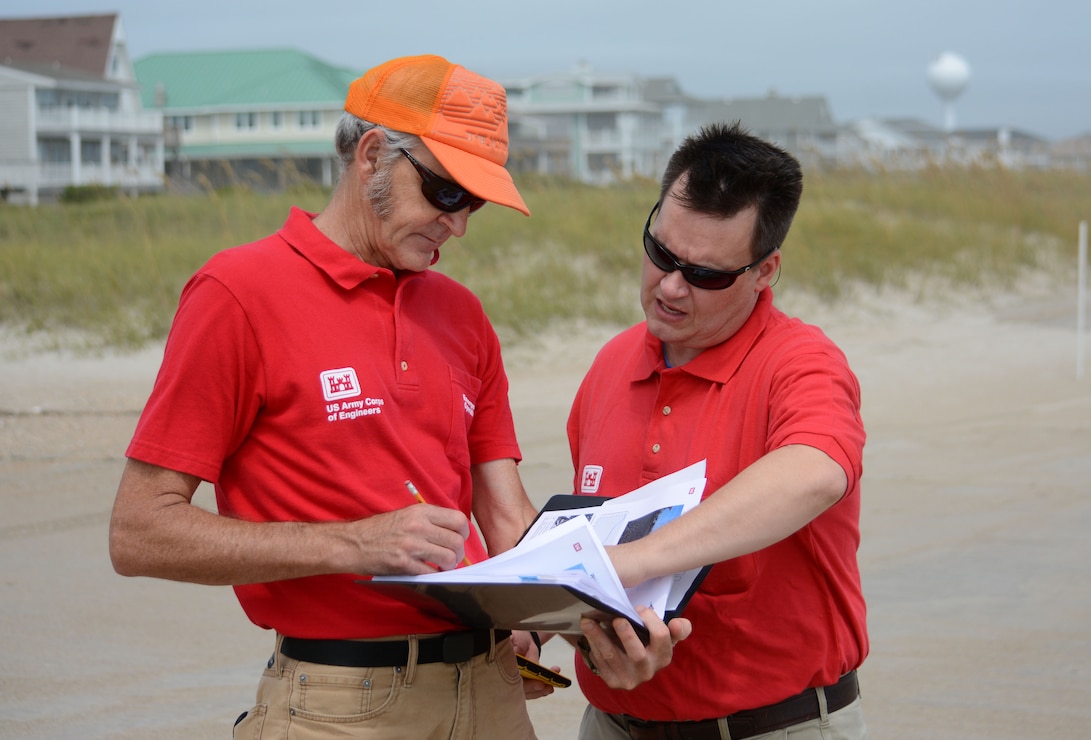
372, 460, 709, 626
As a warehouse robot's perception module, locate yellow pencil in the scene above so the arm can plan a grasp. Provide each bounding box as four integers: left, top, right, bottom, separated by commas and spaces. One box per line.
404, 480, 472, 567
404, 479, 427, 505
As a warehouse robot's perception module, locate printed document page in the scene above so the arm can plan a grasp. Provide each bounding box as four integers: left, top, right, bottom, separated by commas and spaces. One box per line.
520, 459, 707, 615
368, 460, 710, 630
374, 515, 641, 625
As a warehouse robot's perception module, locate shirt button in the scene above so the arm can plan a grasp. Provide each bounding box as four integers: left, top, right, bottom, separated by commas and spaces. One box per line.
652, 443, 661, 454
662, 405, 672, 416
401, 361, 409, 371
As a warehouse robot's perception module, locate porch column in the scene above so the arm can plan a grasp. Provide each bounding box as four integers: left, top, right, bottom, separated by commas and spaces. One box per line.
69, 132, 82, 185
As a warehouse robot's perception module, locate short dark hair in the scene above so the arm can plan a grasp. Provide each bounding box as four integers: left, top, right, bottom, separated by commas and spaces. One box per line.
659, 121, 803, 260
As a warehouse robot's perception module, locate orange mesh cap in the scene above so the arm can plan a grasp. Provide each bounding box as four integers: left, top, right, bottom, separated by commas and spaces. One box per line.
345, 54, 529, 216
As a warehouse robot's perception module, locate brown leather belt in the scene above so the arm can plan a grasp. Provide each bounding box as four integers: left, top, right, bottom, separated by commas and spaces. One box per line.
280, 629, 510, 667
623, 670, 860, 740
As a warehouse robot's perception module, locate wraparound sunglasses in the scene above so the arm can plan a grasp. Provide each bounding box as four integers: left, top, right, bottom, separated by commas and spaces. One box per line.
400, 148, 486, 214
643, 201, 776, 290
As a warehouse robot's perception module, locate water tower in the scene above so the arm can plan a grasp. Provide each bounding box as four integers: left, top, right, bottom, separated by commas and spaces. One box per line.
927, 52, 971, 132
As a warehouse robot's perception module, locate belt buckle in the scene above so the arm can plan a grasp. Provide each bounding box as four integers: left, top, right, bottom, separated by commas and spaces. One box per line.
441, 631, 476, 663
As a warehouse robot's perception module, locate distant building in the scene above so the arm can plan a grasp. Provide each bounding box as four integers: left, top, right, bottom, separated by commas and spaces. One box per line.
0, 13, 164, 205
1050, 134, 1091, 171
685, 89, 839, 168
501, 64, 673, 184
838, 118, 1054, 170
135, 49, 359, 191
501, 65, 841, 184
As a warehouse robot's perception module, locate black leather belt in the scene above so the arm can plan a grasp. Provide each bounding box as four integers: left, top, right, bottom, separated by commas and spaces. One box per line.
623, 670, 860, 740
280, 629, 510, 668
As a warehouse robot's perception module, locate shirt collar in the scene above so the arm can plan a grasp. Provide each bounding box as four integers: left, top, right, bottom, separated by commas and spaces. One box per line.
631, 288, 775, 383
278, 206, 416, 290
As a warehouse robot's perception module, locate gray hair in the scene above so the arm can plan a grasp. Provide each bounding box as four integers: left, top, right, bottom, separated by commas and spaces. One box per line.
334, 112, 422, 217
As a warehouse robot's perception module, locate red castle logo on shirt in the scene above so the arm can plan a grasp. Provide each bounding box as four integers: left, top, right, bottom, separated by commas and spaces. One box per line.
320, 367, 361, 401
581, 465, 603, 494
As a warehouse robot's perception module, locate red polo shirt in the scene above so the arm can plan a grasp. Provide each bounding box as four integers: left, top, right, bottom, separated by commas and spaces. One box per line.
127, 207, 520, 638
567, 289, 867, 720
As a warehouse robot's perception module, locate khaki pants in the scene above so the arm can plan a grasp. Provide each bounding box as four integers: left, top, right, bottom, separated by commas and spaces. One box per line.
578, 697, 868, 740
234, 634, 536, 739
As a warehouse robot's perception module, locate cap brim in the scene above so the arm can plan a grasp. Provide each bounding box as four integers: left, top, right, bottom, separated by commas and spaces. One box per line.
422, 138, 530, 217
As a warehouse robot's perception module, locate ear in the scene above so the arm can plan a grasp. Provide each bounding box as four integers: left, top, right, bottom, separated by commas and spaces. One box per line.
354, 128, 385, 180
756, 249, 781, 288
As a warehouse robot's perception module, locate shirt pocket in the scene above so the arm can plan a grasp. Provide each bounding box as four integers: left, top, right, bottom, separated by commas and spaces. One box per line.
445, 365, 481, 469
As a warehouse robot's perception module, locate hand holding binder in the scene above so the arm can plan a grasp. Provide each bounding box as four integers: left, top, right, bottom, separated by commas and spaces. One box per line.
363, 461, 712, 638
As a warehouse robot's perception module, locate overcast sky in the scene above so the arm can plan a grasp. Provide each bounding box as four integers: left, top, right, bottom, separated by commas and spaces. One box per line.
8, 0, 1090, 141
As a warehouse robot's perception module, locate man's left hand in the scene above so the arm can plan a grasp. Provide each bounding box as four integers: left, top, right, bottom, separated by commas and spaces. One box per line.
511, 630, 558, 700
578, 607, 692, 690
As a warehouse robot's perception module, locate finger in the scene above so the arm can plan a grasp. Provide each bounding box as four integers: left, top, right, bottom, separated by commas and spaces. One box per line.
414, 503, 471, 540
399, 507, 470, 571
612, 616, 648, 657
580, 619, 639, 688
668, 617, 693, 644
631, 607, 674, 666
522, 678, 555, 700
393, 535, 464, 574
579, 618, 619, 665
511, 630, 537, 659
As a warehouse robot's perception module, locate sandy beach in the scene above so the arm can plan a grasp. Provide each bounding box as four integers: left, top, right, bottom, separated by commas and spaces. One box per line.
2, 275, 1089, 739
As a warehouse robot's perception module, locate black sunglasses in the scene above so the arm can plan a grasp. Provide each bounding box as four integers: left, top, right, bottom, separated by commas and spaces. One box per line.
643, 202, 776, 290
400, 148, 486, 214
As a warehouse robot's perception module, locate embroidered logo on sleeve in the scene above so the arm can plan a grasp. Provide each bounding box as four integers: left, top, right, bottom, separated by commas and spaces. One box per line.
580, 465, 604, 494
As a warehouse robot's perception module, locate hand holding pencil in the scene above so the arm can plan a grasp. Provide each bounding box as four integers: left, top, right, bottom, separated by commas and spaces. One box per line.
405, 480, 473, 567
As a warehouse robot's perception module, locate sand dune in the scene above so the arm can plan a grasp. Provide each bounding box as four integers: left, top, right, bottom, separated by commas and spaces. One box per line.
2, 277, 1088, 738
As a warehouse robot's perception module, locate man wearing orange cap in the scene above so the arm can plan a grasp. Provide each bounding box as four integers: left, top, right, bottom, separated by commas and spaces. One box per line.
108, 54, 681, 739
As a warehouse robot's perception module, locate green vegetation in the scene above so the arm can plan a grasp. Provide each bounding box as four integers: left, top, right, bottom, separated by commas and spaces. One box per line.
1, 167, 1086, 351
58, 184, 121, 204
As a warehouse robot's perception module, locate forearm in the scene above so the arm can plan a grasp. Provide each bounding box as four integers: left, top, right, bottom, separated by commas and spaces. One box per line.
470, 458, 538, 555
110, 496, 357, 585
110, 459, 469, 585
613, 444, 848, 587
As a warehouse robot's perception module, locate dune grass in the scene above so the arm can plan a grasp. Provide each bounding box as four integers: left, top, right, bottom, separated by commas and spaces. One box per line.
0, 167, 1086, 351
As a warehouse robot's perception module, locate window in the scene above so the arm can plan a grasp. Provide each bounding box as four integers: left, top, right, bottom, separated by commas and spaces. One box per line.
36, 89, 60, 109
592, 85, 621, 100
110, 140, 128, 165
167, 115, 193, 132
235, 112, 258, 131
38, 138, 71, 163
298, 110, 321, 129
271, 111, 284, 129
588, 152, 619, 174
81, 139, 102, 164
587, 112, 617, 132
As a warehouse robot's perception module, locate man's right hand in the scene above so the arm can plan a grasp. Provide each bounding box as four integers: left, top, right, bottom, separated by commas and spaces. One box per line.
350, 503, 471, 575
110, 458, 473, 584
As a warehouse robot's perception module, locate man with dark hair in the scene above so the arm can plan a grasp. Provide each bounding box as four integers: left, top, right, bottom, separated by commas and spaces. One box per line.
109, 53, 682, 739
571, 122, 869, 739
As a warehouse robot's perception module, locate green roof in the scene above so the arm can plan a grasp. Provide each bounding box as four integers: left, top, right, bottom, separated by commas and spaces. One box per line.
135, 48, 361, 110
175, 140, 336, 159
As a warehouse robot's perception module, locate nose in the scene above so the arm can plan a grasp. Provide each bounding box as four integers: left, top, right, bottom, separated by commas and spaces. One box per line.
659, 268, 690, 297
438, 209, 471, 238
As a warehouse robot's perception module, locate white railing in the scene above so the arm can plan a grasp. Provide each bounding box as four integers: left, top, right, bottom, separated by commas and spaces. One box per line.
1, 160, 163, 192
35, 107, 163, 135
